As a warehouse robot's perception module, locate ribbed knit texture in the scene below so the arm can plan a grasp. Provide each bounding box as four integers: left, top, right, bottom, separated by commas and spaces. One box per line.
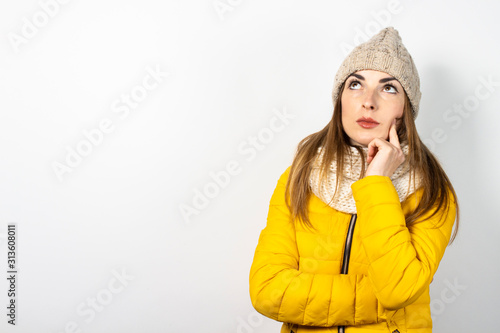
309, 143, 422, 214
332, 26, 422, 118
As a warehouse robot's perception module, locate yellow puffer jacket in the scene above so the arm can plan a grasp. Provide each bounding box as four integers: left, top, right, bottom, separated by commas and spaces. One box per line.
249, 166, 456, 333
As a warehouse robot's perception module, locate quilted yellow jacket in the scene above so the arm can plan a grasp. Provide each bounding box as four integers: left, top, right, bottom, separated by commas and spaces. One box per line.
249, 165, 456, 333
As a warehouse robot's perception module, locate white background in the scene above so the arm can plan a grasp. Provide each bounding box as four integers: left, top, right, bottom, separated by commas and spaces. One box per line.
0, 0, 498, 332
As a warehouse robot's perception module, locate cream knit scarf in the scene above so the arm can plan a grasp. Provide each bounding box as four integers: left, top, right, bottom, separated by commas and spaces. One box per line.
309, 143, 422, 214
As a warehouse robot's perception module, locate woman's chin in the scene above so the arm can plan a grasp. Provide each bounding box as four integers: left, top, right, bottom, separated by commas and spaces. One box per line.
349, 133, 391, 147
349, 137, 371, 147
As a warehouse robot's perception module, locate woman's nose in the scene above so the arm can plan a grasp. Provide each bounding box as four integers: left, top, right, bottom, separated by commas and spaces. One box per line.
362, 91, 377, 110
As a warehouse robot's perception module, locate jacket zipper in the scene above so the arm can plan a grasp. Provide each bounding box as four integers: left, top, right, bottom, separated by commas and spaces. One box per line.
338, 213, 357, 333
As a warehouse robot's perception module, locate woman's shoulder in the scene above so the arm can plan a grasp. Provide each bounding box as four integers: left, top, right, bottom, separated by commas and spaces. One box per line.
276, 165, 292, 185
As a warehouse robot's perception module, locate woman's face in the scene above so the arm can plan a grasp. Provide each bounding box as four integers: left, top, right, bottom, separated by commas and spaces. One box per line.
340, 70, 405, 147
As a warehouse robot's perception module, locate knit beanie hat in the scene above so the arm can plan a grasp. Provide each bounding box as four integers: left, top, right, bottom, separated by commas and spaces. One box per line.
332, 26, 422, 118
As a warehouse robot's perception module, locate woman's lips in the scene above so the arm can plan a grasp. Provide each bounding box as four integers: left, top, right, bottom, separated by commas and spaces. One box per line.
356, 117, 379, 129
357, 121, 379, 129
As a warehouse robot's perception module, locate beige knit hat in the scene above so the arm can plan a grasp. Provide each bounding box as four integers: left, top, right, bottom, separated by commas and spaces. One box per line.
332, 26, 422, 118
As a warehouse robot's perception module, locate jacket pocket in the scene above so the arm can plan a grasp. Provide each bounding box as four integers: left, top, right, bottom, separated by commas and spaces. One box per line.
387, 307, 406, 333
280, 322, 298, 333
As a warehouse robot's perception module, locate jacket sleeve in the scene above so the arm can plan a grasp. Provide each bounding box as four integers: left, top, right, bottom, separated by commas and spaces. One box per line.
249, 167, 379, 327
351, 175, 457, 311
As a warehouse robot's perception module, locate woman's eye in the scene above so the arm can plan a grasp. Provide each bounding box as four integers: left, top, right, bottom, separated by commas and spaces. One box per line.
384, 85, 397, 93
349, 81, 361, 89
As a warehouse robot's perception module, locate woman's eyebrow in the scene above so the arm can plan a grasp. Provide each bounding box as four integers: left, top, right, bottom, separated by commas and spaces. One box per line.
348, 73, 397, 83
379, 76, 397, 83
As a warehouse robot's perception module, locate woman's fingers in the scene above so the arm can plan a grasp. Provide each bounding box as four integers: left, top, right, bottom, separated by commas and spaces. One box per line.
366, 144, 377, 164
366, 138, 385, 165
364, 119, 405, 177
367, 118, 400, 164
388, 118, 400, 147
388, 118, 404, 165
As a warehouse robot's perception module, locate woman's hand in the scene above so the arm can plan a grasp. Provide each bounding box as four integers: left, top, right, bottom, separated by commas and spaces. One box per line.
365, 119, 405, 177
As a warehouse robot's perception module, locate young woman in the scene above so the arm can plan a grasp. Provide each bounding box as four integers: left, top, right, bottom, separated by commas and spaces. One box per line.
249, 27, 459, 333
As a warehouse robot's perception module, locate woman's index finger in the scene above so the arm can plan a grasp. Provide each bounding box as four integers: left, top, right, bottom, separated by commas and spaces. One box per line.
389, 118, 400, 147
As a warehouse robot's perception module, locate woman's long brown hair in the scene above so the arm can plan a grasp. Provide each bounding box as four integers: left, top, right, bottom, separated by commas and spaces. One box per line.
284, 82, 460, 244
